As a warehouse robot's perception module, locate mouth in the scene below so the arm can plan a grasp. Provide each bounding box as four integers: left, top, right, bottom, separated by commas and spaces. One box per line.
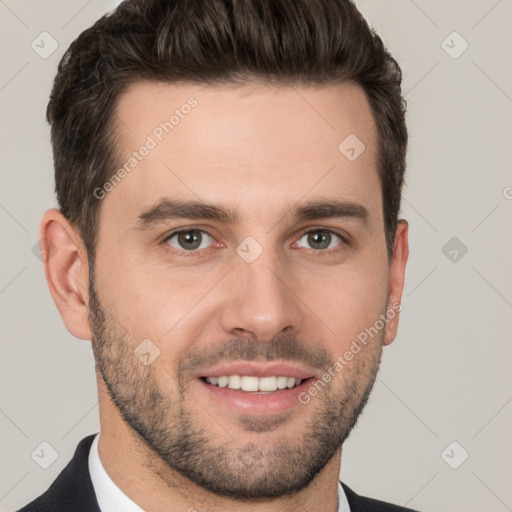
195, 364, 317, 416
200, 375, 304, 393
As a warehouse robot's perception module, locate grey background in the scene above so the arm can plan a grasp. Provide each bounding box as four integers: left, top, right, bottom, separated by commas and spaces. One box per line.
1, 1, 511, 511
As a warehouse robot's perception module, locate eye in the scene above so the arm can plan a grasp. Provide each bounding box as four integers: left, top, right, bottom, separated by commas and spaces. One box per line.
165, 229, 214, 251
296, 229, 344, 251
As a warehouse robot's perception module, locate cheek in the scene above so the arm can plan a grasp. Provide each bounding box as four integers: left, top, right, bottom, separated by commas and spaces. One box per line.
101, 261, 219, 356
94, 255, 172, 340
300, 264, 388, 349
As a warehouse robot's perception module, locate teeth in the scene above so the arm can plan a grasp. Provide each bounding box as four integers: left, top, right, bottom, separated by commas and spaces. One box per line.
217, 376, 228, 388
241, 376, 259, 391
228, 375, 241, 389
258, 376, 276, 392
276, 376, 288, 389
205, 375, 303, 392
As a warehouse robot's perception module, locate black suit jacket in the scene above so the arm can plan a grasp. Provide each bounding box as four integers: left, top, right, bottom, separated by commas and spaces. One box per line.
17, 434, 420, 511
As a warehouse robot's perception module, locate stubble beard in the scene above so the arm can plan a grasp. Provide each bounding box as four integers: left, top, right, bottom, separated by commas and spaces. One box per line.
88, 276, 383, 501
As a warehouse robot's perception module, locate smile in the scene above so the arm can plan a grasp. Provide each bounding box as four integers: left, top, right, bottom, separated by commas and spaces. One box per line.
202, 375, 303, 393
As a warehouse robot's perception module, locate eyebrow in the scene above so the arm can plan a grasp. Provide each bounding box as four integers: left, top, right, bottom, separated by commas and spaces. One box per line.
134, 197, 369, 230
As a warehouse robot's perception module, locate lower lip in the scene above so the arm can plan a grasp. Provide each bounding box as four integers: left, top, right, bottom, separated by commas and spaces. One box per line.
196, 378, 315, 416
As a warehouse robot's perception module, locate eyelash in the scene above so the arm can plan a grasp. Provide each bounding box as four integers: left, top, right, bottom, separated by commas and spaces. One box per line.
162, 226, 350, 257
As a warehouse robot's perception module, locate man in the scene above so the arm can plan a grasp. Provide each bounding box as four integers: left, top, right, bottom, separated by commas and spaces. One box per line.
19, 0, 415, 510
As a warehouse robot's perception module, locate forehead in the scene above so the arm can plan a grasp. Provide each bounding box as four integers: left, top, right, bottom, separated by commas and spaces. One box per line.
104, 80, 380, 228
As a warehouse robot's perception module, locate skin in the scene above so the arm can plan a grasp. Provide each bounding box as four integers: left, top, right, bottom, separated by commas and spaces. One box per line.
41, 81, 408, 512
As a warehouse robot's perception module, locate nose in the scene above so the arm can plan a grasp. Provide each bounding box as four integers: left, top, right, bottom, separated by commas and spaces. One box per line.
220, 248, 304, 342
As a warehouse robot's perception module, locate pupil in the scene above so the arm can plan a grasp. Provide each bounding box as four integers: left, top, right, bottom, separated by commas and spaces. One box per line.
179, 231, 201, 250
309, 230, 330, 250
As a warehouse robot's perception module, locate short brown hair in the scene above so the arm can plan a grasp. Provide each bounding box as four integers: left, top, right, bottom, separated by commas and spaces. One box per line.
47, 0, 407, 262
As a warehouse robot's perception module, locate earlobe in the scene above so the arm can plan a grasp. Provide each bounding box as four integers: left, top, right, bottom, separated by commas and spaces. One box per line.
39, 209, 93, 341
383, 219, 409, 346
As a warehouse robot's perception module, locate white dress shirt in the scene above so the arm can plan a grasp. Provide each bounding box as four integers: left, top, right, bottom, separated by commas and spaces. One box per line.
88, 432, 350, 511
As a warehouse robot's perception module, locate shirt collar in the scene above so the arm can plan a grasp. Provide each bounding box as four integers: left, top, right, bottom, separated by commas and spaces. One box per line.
337, 480, 351, 512
89, 432, 350, 512
88, 432, 144, 512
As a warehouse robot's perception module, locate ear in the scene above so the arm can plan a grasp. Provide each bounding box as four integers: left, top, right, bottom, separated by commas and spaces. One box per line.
39, 208, 92, 341
383, 219, 409, 346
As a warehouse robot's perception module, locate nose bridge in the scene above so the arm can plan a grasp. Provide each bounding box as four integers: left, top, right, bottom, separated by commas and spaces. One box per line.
220, 239, 303, 340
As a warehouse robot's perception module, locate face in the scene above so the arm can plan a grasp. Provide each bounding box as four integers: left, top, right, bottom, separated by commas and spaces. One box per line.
89, 81, 400, 499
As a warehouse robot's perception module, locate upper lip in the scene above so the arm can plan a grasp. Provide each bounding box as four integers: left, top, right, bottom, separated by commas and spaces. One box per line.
195, 361, 318, 380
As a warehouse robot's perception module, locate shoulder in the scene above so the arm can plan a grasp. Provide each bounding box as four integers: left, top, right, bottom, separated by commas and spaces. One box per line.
341, 482, 423, 512
16, 434, 101, 512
